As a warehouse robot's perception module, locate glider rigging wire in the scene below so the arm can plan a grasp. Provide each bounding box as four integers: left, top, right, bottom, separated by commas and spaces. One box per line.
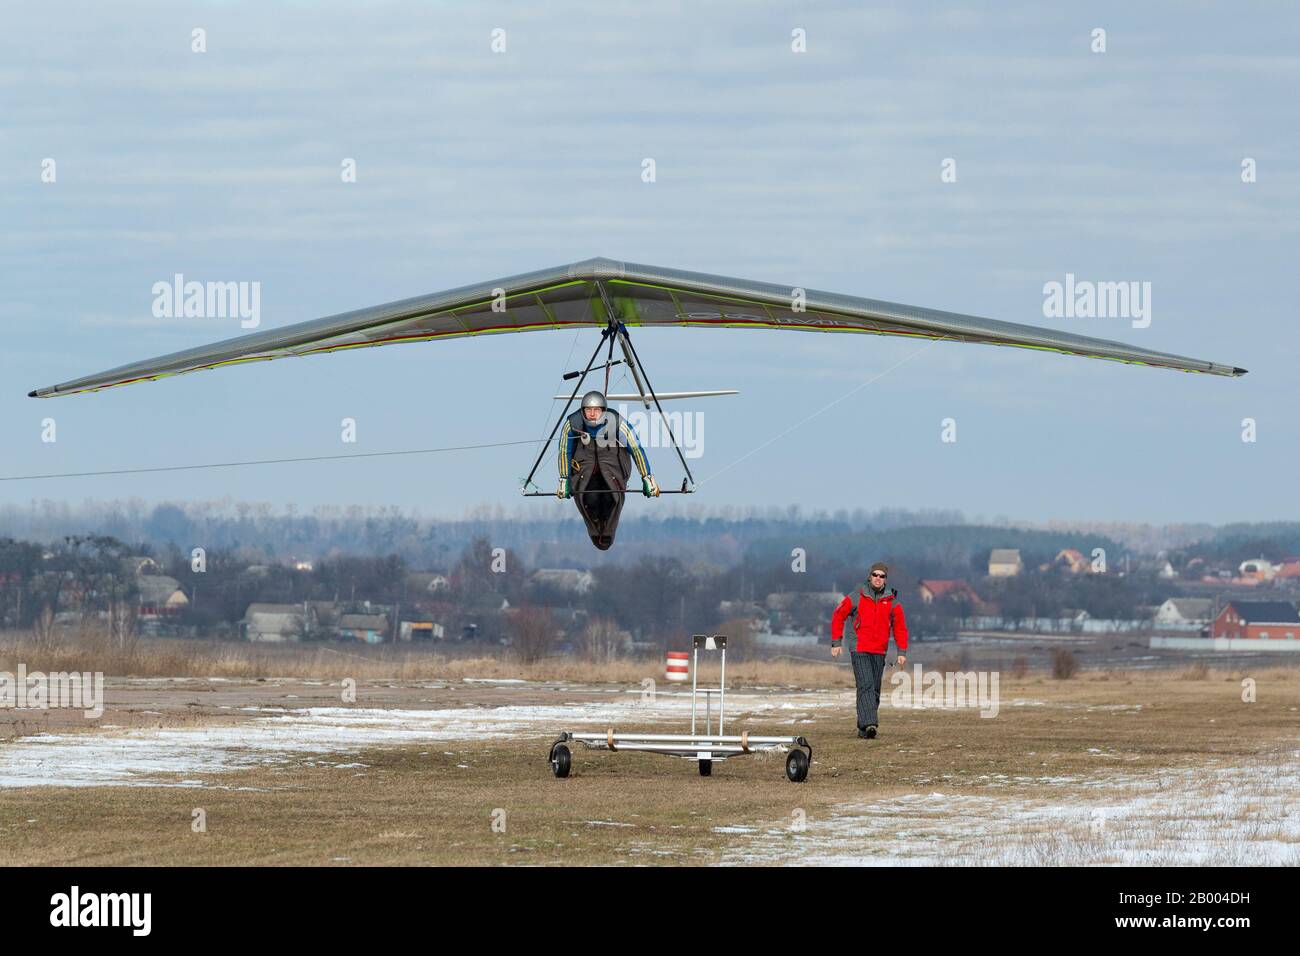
697, 337, 946, 488
0, 438, 539, 482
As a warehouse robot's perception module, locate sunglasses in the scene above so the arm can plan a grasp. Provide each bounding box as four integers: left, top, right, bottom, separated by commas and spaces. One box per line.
870, 572, 887, 579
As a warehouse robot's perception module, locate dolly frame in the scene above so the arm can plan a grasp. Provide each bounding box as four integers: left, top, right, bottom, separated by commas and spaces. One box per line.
548, 634, 813, 782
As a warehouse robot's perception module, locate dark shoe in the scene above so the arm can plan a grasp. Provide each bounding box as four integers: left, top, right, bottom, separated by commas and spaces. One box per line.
865, 725, 878, 739
856, 727, 870, 739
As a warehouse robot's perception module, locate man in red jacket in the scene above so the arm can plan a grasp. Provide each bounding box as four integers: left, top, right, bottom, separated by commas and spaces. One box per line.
830, 562, 908, 739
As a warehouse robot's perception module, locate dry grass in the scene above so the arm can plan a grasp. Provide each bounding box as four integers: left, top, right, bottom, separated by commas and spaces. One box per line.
933, 649, 973, 673
1179, 660, 1211, 681
0, 629, 850, 687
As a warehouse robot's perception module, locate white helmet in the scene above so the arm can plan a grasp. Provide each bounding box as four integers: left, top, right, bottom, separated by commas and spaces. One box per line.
580, 390, 608, 416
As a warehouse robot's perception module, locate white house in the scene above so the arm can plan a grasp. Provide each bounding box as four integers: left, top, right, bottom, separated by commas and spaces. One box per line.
1238, 557, 1276, 581
530, 569, 595, 594
988, 549, 1023, 577
244, 603, 309, 642
1153, 597, 1214, 627
406, 571, 450, 594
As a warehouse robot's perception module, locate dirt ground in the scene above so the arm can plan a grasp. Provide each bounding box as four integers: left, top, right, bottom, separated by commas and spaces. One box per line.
0, 664, 1296, 866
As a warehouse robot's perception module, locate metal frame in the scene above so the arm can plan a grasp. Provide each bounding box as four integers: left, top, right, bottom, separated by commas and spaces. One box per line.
520, 286, 696, 496
549, 634, 813, 781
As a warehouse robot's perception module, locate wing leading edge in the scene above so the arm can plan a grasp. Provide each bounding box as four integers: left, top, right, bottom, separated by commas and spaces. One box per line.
29, 256, 1245, 397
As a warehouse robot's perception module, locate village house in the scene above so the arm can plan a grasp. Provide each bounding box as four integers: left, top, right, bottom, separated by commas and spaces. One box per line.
1052, 549, 1090, 574
917, 579, 979, 605
1153, 597, 1214, 628
1210, 600, 1300, 640
988, 549, 1023, 577
1237, 557, 1276, 582
764, 591, 844, 611
1274, 560, 1300, 583
1140, 557, 1178, 579
120, 555, 161, 578
244, 602, 312, 642
405, 571, 451, 596
718, 600, 765, 623
398, 619, 445, 641
136, 574, 189, 619
530, 568, 595, 594
337, 612, 390, 643
306, 600, 340, 630
759, 591, 842, 635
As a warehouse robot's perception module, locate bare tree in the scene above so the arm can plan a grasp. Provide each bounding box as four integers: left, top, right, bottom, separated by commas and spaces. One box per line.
714, 616, 760, 662
507, 606, 557, 664
110, 601, 139, 656
579, 616, 627, 663
31, 605, 57, 653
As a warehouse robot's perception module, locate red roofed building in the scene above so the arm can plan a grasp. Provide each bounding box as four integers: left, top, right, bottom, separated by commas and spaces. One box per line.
1274, 561, 1300, 580
1053, 549, 1091, 574
1211, 601, 1300, 640
918, 579, 978, 605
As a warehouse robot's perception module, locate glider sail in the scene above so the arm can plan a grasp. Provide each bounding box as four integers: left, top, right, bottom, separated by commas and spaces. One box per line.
29, 257, 1245, 397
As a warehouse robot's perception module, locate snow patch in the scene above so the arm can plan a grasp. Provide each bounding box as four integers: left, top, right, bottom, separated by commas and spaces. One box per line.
0, 688, 836, 789
720, 754, 1300, 866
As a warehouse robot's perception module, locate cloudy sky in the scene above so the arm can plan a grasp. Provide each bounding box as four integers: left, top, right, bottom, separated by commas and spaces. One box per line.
2, 1, 1296, 526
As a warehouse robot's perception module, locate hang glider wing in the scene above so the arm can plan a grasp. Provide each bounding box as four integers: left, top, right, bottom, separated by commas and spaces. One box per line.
553, 390, 738, 401
29, 257, 1245, 397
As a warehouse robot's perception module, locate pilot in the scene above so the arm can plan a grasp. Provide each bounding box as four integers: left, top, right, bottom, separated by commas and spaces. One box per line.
558, 390, 659, 549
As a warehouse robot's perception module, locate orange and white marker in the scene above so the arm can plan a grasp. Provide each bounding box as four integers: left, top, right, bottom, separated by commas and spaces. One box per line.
665, 651, 689, 682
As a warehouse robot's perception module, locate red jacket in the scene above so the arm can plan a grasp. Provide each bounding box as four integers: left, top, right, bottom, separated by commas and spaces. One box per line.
831, 586, 909, 654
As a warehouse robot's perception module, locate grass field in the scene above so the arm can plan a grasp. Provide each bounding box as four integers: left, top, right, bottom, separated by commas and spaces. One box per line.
0, 637, 1296, 866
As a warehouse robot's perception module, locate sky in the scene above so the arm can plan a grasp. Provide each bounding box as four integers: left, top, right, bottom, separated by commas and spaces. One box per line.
2, 1, 1296, 527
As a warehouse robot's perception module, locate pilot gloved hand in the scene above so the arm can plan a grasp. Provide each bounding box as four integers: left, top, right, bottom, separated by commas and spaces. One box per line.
557, 479, 570, 499
643, 476, 660, 497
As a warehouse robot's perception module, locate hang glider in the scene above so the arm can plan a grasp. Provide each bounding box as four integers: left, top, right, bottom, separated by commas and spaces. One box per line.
29, 256, 1245, 398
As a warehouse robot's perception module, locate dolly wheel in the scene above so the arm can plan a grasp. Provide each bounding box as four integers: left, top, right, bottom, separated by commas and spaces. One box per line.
551, 743, 571, 778
698, 759, 712, 777
786, 749, 809, 783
